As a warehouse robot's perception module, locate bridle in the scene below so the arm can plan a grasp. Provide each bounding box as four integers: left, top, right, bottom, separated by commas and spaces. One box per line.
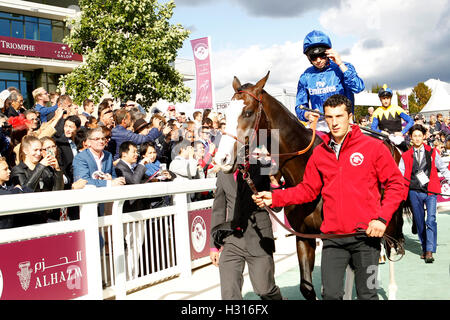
223, 90, 404, 260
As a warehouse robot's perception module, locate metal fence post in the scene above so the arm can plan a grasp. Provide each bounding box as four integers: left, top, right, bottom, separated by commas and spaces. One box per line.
173, 193, 192, 278
79, 203, 103, 300
111, 200, 126, 299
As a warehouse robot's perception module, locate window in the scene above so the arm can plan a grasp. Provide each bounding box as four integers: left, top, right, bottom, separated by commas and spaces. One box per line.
39, 18, 52, 42
40, 72, 63, 96
52, 20, 64, 43
0, 70, 34, 109
11, 20, 24, 38
0, 11, 69, 43
25, 16, 38, 40
0, 19, 9, 37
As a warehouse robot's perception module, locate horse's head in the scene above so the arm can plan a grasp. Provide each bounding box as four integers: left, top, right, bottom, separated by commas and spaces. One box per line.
214, 72, 270, 173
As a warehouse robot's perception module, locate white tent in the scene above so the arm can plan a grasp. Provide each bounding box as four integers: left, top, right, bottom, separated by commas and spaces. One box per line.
420, 80, 450, 117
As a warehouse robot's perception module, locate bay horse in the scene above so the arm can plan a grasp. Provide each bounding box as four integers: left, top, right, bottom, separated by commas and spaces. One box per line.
214, 71, 405, 300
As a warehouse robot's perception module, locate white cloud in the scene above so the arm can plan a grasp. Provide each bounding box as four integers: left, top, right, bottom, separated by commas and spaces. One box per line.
210, 41, 310, 101
186, 0, 450, 105
319, 0, 450, 89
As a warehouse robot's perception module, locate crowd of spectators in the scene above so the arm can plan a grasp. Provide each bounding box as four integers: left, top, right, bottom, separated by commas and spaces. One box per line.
2, 84, 450, 230
0, 86, 226, 228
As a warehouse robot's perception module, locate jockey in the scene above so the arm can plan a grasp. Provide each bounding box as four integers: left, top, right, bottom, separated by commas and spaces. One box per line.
295, 30, 365, 132
371, 84, 413, 151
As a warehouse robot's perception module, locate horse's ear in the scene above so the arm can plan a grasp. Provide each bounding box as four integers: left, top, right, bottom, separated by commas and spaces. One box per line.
232, 76, 241, 93
255, 71, 270, 92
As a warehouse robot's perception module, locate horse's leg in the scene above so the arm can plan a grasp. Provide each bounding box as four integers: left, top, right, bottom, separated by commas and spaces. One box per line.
296, 237, 317, 300
388, 248, 397, 300
343, 265, 355, 300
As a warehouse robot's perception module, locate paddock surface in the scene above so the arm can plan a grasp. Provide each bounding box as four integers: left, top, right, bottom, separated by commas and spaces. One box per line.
127, 210, 450, 300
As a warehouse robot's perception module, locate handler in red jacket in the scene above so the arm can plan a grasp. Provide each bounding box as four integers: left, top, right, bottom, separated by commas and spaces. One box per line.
253, 94, 404, 300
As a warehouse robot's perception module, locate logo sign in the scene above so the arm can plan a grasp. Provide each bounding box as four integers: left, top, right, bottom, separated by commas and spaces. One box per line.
188, 208, 212, 260
191, 216, 207, 253
0, 36, 83, 62
350, 152, 364, 166
191, 37, 214, 109
0, 231, 88, 300
438, 177, 450, 203
399, 94, 408, 110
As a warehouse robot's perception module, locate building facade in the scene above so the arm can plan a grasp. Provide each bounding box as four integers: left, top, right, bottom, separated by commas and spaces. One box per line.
0, 0, 194, 110
0, 0, 81, 108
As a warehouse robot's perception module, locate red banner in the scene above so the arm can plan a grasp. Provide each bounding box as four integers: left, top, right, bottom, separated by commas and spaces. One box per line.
399, 94, 408, 110
0, 36, 83, 62
188, 208, 212, 260
0, 231, 88, 300
191, 37, 214, 109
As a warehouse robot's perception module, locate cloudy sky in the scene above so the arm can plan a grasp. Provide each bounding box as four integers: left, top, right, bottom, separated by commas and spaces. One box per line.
169, 0, 450, 104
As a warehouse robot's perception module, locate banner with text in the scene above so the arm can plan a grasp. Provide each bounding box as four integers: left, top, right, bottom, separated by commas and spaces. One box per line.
0, 36, 83, 62
191, 37, 214, 109
0, 231, 88, 300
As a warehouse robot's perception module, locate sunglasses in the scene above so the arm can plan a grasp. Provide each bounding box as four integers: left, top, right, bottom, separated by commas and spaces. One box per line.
308, 52, 327, 61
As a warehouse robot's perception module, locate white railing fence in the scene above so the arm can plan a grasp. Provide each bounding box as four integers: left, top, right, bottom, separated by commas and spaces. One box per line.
0, 178, 217, 300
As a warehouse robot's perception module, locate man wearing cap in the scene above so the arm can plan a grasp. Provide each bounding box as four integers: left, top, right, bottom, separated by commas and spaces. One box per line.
133, 118, 152, 135
371, 84, 413, 150
296, 30, 365, 132
167, 105, 177, 120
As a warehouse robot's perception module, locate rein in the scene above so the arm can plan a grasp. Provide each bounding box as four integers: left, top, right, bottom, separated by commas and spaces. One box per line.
236, 90, 319, 158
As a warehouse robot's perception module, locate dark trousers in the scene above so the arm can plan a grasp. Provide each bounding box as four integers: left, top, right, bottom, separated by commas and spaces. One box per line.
321, 236, 381, 300
219, 242, 282, 300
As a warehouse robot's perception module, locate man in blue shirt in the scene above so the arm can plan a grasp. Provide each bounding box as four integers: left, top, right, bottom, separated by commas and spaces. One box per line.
296, 30, 365, 131
110, 108, 162, 160
32, 87, 57, 123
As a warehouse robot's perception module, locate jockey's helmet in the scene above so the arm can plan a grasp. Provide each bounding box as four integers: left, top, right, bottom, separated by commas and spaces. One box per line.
378, 84, 393, 98
303, 30, 332, 56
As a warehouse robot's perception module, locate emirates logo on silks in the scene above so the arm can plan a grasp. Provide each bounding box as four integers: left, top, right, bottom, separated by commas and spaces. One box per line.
350, 152, 364, 166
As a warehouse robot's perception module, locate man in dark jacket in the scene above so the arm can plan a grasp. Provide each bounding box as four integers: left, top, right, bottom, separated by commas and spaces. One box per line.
210, 166, 282, 300
114, 141, 147, 279
114, 141, 147, 212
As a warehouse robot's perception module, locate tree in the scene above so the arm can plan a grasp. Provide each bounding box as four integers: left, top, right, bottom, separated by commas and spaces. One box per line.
408, 82, 432, 114
59, 0, 190, 109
